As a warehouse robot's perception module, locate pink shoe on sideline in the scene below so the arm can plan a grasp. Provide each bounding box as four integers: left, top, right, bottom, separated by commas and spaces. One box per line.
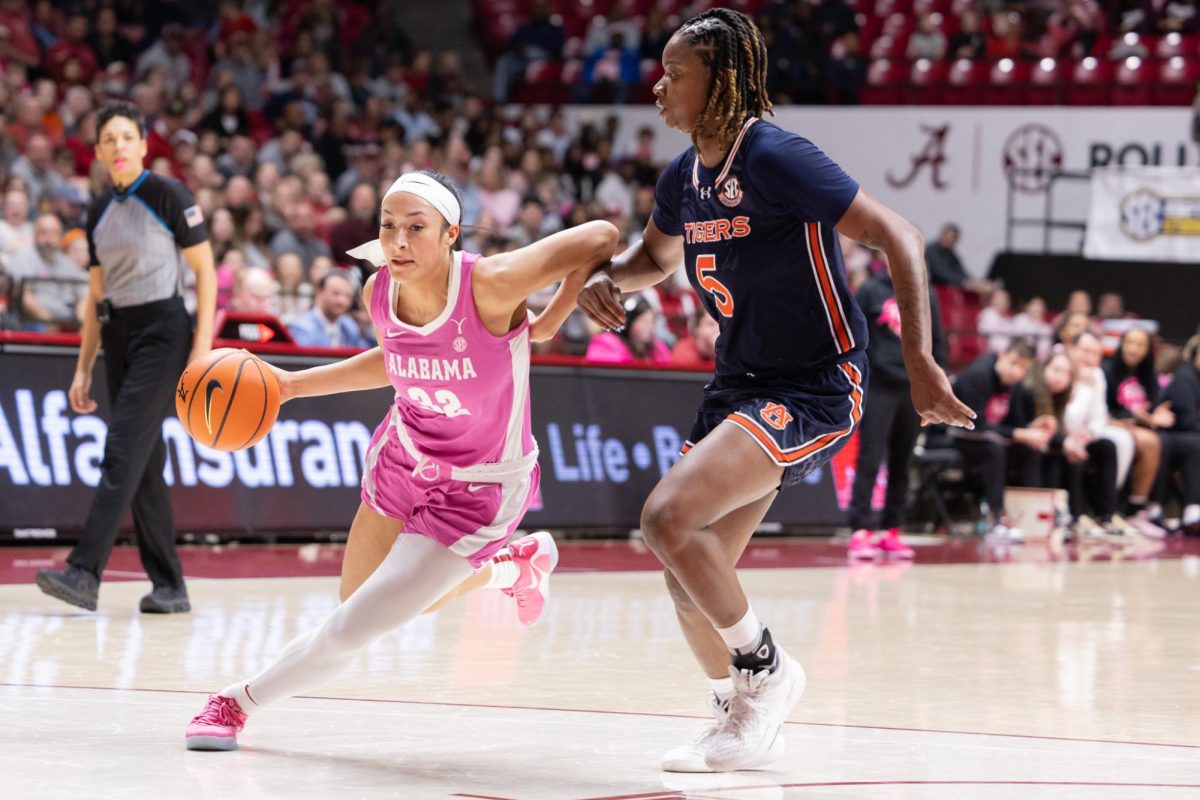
503, 531, 559, 626
875, 528, 915, 559
186, 694, 247, 751
848, 529, 878, 560
1128, 512, 1166, 540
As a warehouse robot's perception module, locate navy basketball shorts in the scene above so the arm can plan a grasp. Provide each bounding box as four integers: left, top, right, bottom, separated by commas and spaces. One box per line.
683, 351, 869, 488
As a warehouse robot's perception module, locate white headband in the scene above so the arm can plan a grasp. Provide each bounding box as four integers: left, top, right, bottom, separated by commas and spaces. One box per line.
345, 173, 462, 267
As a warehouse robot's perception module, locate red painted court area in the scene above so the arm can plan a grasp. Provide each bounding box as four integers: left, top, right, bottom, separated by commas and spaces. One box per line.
2, 534, 1197, 585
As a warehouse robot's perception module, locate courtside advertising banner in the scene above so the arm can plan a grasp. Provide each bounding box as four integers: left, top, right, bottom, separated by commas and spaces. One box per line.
0, 350, 839, 539
1084, 166, 1200, 262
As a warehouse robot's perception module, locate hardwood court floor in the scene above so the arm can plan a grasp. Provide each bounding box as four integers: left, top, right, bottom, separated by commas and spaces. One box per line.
1, 536, 1198, 799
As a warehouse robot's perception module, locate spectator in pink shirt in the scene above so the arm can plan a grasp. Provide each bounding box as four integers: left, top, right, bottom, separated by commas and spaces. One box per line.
586, 295, 671, 365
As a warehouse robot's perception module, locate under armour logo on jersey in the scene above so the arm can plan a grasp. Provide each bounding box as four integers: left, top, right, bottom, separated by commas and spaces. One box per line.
450, 317, 468, 335
699, 186, 713, 200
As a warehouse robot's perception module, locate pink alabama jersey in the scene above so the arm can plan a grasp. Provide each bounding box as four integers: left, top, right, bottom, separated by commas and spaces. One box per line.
369, 250, 535, 467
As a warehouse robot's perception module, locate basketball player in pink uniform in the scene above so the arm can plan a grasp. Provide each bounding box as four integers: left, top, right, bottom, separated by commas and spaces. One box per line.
185, 171, 617, 751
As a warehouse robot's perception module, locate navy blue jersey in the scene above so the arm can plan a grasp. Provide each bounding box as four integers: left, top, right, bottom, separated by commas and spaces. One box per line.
653, 118, 867, 380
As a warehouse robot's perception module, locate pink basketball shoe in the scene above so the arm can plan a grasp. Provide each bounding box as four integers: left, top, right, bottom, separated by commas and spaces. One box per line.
875, 528, 915, 559
185, 694, 247, 751
847, 529, 878, 560
503, 531, 559, 626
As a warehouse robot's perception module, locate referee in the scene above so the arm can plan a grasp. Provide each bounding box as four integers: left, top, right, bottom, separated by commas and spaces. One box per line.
36, 101, 216, 613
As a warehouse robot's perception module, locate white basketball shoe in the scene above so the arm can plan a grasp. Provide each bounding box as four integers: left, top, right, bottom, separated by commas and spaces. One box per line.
502, 531, 559, 626
661, 691, 785, 772
703, 651, 806, 772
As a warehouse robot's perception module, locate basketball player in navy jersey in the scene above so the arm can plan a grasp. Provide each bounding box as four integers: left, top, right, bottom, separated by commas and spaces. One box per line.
577, 8, 975, 773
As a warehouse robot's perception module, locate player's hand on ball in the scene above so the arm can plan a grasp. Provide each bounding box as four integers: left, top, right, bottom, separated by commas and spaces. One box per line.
577, 271, 626, 332
909, 356, 975, 430
188, 340, 212, 365
267, 362, 297, 404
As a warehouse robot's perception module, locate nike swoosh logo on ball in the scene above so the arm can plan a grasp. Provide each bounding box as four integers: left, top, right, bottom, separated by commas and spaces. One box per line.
204, 378, 223, 434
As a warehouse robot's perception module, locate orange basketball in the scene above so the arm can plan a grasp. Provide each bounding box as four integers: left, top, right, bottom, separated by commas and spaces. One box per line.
175, 348, 280, 451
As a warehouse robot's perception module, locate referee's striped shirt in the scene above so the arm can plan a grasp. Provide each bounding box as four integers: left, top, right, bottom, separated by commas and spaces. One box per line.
85, 170, 209, 308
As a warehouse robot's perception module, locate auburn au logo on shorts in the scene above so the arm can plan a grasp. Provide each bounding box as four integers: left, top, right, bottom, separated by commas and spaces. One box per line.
759, 402, 793, 431
718, 175, 743, 208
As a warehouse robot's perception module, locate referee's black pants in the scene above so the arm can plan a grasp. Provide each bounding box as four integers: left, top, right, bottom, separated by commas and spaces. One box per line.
68, 298, 191, 590
848, 377, 920, 530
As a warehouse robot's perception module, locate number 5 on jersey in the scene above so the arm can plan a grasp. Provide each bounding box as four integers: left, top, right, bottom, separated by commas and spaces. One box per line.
695, 254, 734, 317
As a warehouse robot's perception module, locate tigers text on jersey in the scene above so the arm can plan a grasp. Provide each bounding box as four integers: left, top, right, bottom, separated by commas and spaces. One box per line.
367, 251, 535, 468
653, 118, 868, 379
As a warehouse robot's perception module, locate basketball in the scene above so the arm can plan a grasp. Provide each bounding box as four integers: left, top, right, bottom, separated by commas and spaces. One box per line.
175, 348, 280, 451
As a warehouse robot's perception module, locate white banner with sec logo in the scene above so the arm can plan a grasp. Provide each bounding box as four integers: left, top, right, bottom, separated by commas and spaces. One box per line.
1085, 166, 1200, 262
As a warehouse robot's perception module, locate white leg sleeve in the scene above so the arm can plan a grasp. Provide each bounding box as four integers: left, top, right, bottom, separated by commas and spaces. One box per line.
1102, 424, 1136, 489
227, 534, 473, 712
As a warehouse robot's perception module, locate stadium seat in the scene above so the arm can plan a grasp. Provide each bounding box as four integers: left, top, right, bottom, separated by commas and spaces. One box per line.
983, 58, 1031, 105
913, 0, 950, 15
860, 59, 906, 104
515, 60, 570, 104
907, 58, 949, 104
859, 13, 884, 49
872, 0, 913, 18
1064, 56, 1113, 105
1156, 31, 1192, 59
869, 34, 904, 60
942, 58, 987, 105
1112, 56, 1152, 105
561, 58, 584, 88
882, 11, 913, 42
1026, 57, 1062, 105
1153, 56, 1200, 105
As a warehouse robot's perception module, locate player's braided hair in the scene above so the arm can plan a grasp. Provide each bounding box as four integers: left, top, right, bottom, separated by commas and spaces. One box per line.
677, 7, 773, 151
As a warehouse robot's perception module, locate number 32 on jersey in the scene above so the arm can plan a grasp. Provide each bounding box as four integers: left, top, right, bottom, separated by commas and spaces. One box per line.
695, 255, 734, 318
407, 387, 470, 417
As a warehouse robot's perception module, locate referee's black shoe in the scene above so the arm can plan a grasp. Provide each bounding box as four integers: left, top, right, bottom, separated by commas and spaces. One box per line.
140, 585, 191, 614
36, 566, 99, 611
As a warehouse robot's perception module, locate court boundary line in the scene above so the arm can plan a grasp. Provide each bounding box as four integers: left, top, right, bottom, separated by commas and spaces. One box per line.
2, 681, 1196, 752
580, 781, 1200, 800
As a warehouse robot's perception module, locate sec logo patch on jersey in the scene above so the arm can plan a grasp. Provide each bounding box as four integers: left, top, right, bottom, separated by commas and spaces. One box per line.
718, 175, 743, 208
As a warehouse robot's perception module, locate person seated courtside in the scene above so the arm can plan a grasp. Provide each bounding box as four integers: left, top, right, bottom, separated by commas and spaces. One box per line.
948, 340, 1043, 540
1158, 334, 1200, 535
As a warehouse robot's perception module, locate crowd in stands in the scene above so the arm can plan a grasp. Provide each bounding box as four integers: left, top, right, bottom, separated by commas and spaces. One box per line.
485, 0, 1200, 106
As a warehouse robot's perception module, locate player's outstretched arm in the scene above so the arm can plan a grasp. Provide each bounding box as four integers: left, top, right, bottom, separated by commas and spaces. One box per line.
577, 216, 684, 331
268, 272, 389, 403
836, 188, 975, 430
474, 220, 619, 327
528, 266, 590, 342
